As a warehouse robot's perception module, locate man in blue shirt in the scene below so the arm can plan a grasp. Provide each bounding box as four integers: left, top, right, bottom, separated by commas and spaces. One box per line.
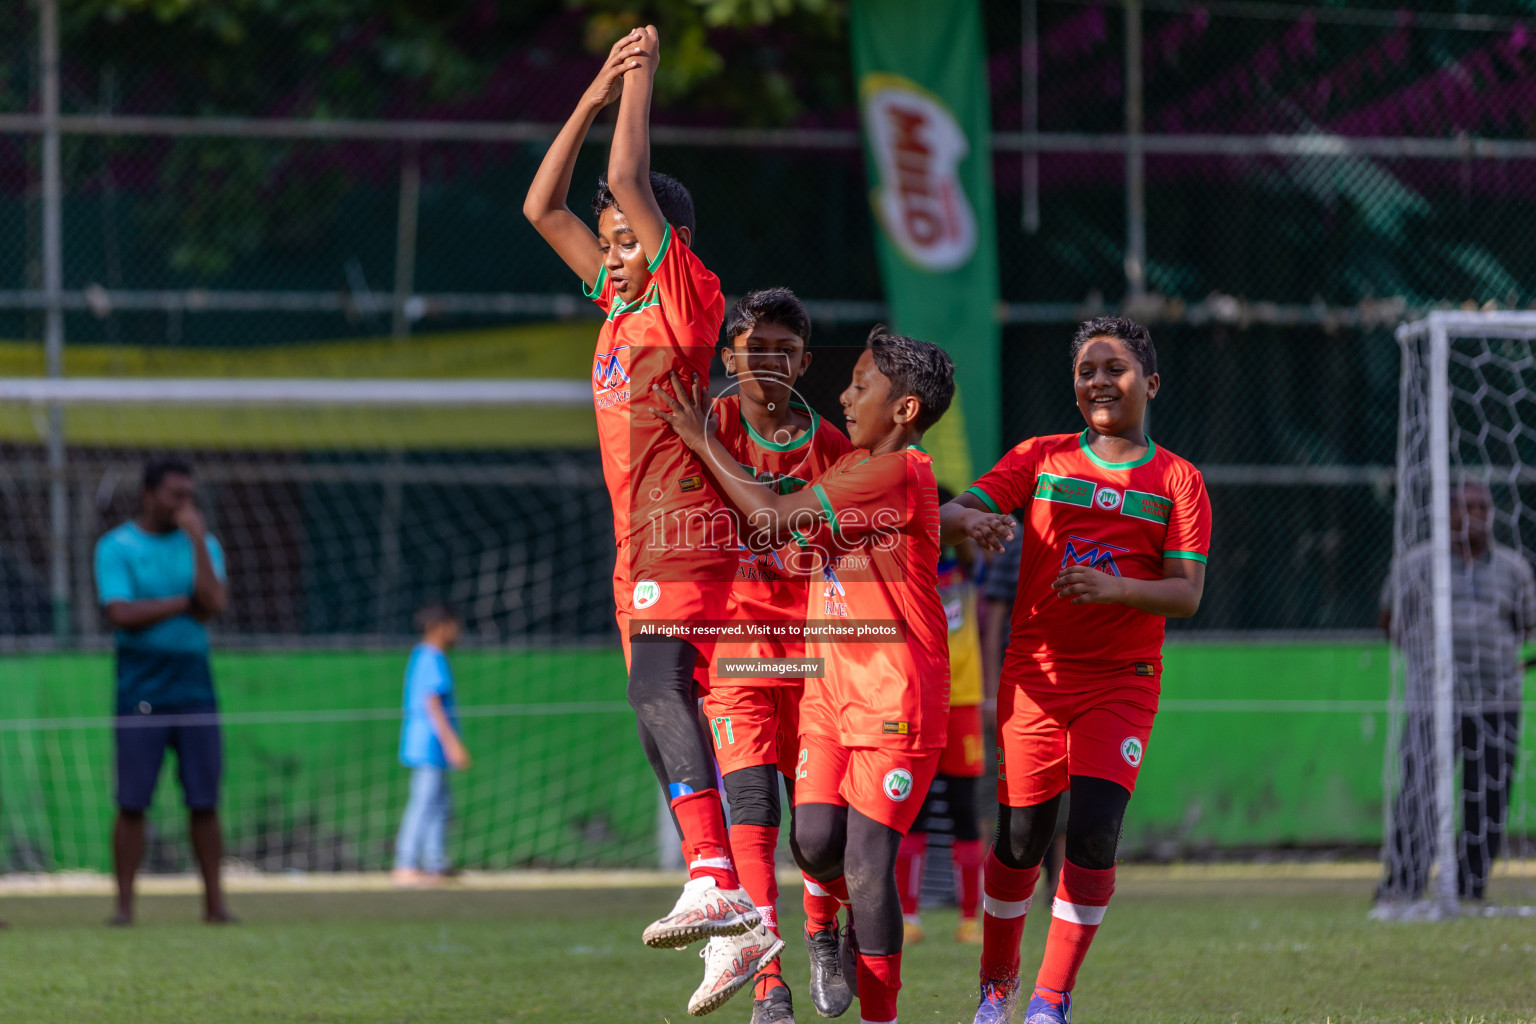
392, 603, 470, 887
94, 457, 232, 925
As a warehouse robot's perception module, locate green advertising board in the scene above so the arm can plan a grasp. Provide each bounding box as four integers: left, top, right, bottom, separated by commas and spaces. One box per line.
850, 0, 1002, 485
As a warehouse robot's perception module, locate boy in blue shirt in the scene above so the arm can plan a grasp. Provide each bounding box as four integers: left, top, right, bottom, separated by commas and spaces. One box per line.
94, 457, 231, 925
393, 603, 470, 887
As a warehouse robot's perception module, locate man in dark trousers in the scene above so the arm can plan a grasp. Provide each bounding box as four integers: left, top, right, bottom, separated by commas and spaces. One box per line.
94, 458, 233, 924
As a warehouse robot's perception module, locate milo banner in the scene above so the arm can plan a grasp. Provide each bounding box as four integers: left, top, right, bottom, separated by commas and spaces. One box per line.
851, 0, 1001, 486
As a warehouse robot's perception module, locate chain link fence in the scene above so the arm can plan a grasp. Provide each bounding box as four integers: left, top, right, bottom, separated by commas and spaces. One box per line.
0, 1, 1532, 640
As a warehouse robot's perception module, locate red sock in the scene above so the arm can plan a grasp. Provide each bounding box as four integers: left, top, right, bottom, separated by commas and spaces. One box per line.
803, 873, 849, 932
670, 789, 739, 889
896, 832, 927, 920
953, 838, 984, 921
752, 957, 787, 1000
980, 846, 1040, 981
730, 824, 781, 936
855, 951, 901, 1023
1036, 861, 1115, 996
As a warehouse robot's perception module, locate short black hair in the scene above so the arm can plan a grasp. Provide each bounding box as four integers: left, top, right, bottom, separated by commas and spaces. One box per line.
1070, 316, 1157, 376
724, 287, 811, 346
591, 171, 696, 237
414, 602, 461, 633
143, 457, 193, 492
865, 325, 955, 433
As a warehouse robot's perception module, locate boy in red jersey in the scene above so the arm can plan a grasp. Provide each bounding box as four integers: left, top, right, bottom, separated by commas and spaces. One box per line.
523, 27, 774, 1014
941, 317, 1211, 1024
657, 327, 1016, 1024
700, 288, 853, 1022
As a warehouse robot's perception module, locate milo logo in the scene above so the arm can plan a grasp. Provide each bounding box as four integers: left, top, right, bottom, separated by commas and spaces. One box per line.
861, 73, 978, 272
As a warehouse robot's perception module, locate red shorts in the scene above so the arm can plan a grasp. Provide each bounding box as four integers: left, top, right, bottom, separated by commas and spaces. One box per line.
701, 683, 802, 777
938, 703, 985, 778
995, 680, 1158, 807
792, 732, 941, 835
613, 575, 736, 676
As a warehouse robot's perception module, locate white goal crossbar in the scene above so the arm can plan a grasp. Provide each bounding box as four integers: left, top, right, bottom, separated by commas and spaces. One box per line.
0, 378, 592, 406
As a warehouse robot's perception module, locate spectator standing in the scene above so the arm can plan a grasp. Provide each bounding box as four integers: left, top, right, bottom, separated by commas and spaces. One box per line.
94, 458, 232, 925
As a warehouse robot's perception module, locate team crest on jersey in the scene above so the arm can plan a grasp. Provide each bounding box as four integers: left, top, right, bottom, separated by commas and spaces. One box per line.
882, 768, 915, 802
1095, 487, 1123, 511
1062, 535, 1128, 577
593, 346, 631, 392
633, 580, 661, 610
1120, 736, 1144, 767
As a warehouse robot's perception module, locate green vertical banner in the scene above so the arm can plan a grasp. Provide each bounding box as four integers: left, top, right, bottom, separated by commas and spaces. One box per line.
851, 0, 1000, 488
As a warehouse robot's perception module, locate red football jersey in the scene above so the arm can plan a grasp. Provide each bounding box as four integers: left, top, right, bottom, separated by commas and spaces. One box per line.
798, 446, 950, 749
712, 396, 854, 673
586, 224, 733, 585
967, 430, 1212, 689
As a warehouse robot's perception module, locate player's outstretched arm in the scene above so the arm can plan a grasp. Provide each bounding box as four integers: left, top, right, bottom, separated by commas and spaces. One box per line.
940, 494, 1015, 553
607, 25, 669, 262
522, 29, 647, 289
1053, 557, 1205, 618
652, 372, 823, 547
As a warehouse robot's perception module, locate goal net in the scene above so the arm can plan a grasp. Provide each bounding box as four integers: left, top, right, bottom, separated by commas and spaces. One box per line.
0, 377, 669, 874
1380, 313, 1536, 919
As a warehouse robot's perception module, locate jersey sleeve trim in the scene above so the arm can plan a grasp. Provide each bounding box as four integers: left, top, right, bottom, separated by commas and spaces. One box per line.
964, 485, 1000, 514
811, 483, 839, 537
646, 222, 673, 273
1078, 429, 1158, 470
582, 266, 608, 300
1164, 550, 1208, 563
790, 527, 812, 550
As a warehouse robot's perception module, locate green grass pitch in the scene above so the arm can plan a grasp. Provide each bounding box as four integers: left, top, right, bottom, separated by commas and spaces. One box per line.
0, 874, 1532, 1022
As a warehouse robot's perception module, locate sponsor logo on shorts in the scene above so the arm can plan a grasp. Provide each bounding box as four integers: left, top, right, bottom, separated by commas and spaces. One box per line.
882, 721, 909, 735
1120, 736, 1144, 767
882, 768, 915, 802
633, 580, 661, 610
1095, 486, 1123, 511
680, 474, 704, 492
1134, 662, 1155, 677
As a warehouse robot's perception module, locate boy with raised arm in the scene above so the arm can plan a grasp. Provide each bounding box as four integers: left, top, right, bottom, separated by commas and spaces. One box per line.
656, 327, 1016, 1024
701, 288, 853, 1022
522, 26, 777, 1015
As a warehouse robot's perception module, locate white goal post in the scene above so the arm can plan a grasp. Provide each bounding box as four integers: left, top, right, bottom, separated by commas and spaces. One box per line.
1383, 312, 1536, 919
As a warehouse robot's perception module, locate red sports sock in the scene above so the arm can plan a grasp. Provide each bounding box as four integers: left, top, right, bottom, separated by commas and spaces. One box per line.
730, 824, 781, 936
670, 789, 739, 889
1036, 861, 1116, 996
896, 832, 927, 919
980, 846, 1041, 981
752, 957, 787, 1000
953, 838, 984, 921
803, 873, 849, 932
855, 951, 901, 1023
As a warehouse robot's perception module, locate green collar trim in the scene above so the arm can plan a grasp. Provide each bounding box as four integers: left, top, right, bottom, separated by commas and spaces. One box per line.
906, 443, 928, 453
646, 223, 673, 273
582, 266, 608, 301
743, 400, 818, 452
1079, 429, 1156, 470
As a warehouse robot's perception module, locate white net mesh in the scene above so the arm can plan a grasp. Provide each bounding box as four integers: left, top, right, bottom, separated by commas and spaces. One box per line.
0, 380, 666, 873
1381, 315, 1536, 918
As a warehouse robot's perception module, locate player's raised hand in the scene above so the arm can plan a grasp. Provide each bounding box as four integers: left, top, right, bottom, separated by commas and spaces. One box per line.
651, 370, 713, 452
581, 29, 650, 111
951, 505, 1015, 553
1053, 565, 1126, 605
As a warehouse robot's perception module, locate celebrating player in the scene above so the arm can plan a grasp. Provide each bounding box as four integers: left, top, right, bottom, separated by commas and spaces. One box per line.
522, 25, 776, 1015
942, 317, 1211, 1024
895, 488, 988, 947
656, 327, 1009, 1024
700, 288, 853, 1022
